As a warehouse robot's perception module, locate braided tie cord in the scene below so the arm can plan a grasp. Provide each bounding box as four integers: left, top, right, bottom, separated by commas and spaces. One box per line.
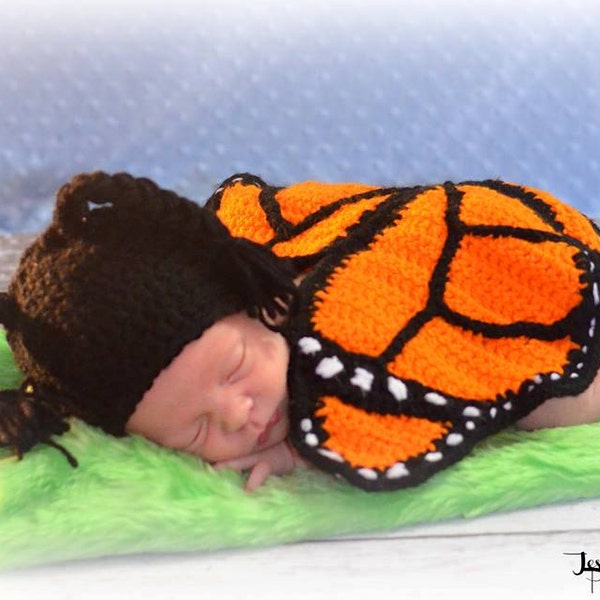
0, 382, 77, 467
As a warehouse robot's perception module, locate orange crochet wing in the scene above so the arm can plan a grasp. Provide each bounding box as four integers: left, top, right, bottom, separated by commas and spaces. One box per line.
206, 173, 414, 265
286, 180, 600, 491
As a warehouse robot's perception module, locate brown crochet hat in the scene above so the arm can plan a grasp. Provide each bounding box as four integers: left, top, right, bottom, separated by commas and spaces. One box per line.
0, 172, 296, 463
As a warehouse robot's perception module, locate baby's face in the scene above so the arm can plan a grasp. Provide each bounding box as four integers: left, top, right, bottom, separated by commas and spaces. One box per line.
125, 312, 290, 463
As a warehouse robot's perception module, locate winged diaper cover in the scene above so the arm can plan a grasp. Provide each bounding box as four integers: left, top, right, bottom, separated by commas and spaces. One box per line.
209, 175, 600, 491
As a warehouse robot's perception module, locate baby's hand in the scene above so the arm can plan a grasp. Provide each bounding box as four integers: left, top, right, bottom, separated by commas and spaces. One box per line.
213, 440, 304, 492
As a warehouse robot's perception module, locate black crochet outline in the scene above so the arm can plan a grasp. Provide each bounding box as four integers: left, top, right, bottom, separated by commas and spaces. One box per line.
270, 185, 427, 271
267, 186, 422, 245
257, 186, 294, 239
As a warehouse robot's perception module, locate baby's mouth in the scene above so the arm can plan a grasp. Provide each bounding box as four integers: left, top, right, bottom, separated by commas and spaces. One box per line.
257, 407, 282, 446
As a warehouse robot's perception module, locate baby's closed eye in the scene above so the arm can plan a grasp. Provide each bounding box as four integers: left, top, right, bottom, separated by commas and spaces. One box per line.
225, 341, 247, 384
185, 416, 208, 451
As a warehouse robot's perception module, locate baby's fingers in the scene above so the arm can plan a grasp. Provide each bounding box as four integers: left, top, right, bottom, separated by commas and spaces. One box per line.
212, 454, 259, 473
245, 461, 272, 492
212, 457, 272, 492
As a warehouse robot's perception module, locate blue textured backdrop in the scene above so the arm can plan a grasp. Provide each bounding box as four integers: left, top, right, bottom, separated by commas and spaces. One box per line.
1, 0, 599, 231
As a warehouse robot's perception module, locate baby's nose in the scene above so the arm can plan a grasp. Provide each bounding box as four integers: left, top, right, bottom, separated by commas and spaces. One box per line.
220, 395, 253, 433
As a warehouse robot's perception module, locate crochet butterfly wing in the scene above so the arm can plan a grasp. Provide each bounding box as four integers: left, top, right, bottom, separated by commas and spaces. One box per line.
285, 181, 600, 491
207, 173, 417, 266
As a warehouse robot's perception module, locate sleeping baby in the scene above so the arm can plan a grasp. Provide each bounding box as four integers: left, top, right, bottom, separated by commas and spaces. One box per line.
1, 171, 599, 491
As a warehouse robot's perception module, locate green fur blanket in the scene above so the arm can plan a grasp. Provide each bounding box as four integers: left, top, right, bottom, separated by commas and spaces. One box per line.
1, 331, 600, 570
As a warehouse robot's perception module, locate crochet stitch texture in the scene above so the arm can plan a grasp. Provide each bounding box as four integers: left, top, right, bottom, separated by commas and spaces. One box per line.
211, 174, 600, 490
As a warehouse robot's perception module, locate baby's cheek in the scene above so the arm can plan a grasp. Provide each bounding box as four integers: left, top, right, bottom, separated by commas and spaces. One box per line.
197, 433, 253, 464
272, 412, 291, 445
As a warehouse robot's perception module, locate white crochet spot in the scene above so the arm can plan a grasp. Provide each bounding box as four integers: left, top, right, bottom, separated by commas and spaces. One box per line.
305, 433, 319, 447
465, 421, 475, 431
446, 433, 464, 446
318, 448, 344, 463
425, 451, 443, 463
582, 345, 589, 354
387, 376, 408, 401
577, 362, 584, 369
300, 418, 312, 433
594, 282, 600, 306
462, 406, 481, 418
550, 372, 561, 381
385, 462, 409, 479
503, 402, 513, 411
350, 367, 374, 392
533, 374, 543, 384
298, 336, 322, 355
590, 318, 596, 338
357, 467, 378, 480
315, 356, 344, 378
424, 392, 447, 406
490, 407, 497, 418
571, 373, 579, 379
